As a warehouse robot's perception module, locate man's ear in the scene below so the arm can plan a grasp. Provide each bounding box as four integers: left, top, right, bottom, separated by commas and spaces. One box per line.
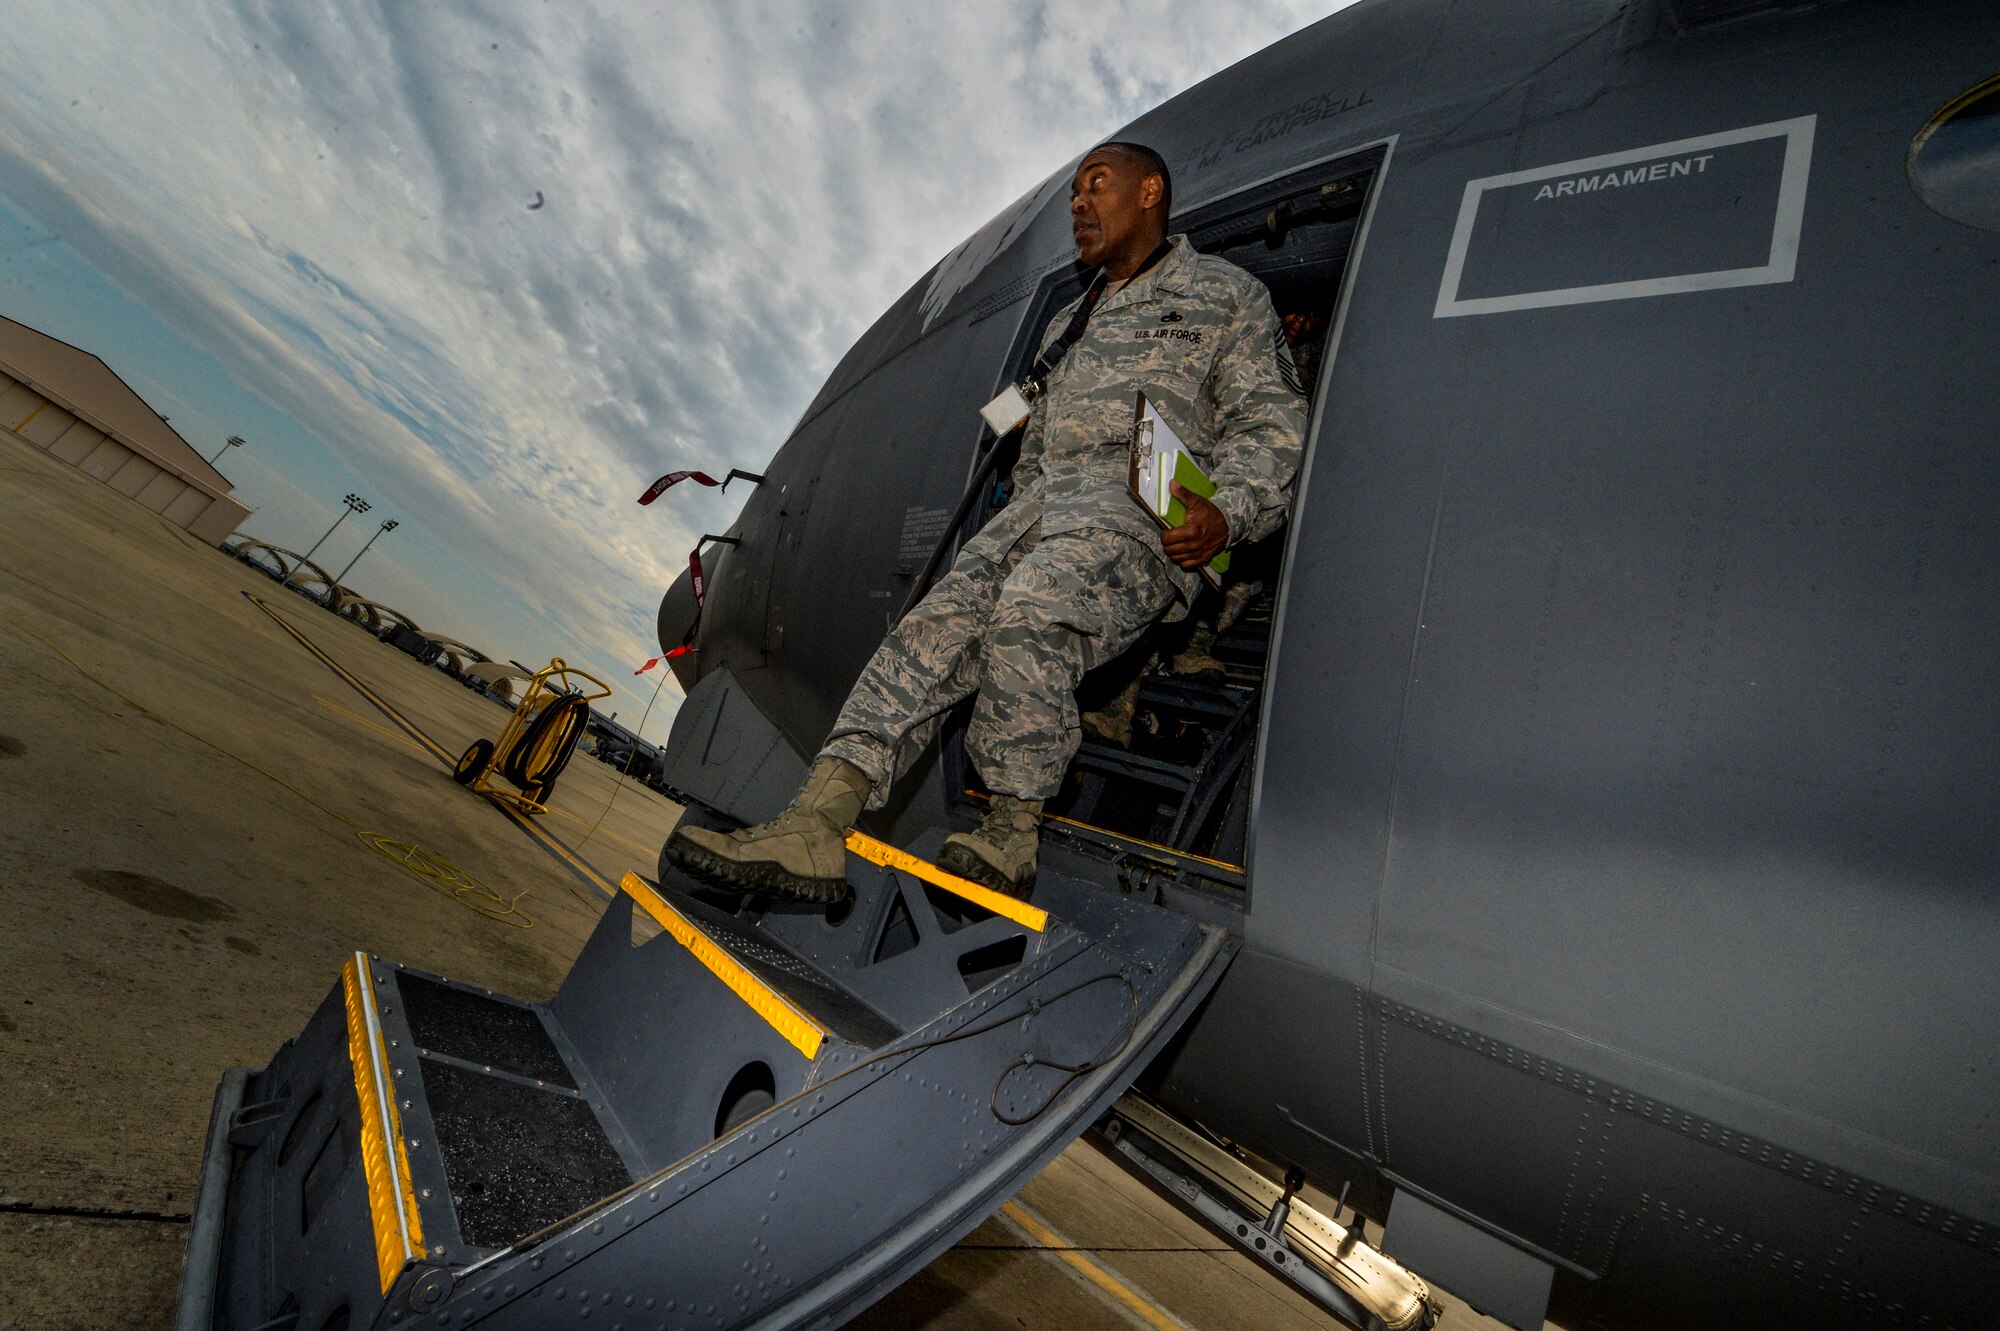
1141, 172, 1164, 212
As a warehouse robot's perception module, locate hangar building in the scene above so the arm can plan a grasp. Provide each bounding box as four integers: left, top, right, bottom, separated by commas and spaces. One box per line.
0, 312, 251, 545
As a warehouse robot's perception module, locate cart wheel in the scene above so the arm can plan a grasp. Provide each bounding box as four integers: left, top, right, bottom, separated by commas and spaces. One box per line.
454, 738, 495, 785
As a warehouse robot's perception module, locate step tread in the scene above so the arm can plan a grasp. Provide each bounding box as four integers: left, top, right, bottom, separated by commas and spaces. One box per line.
421, 1056, 631, 1249
669, 888, 906, 1052
398, 972, 576, 1089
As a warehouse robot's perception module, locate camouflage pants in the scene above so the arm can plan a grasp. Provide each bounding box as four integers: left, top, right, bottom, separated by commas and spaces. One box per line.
821, 524, 1179, 805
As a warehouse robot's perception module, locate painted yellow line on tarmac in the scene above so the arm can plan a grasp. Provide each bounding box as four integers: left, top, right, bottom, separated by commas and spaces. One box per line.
542, 801, 661, 861
249, 592, 622, 902
247, 595, 451, 763
313, 694, 430, 753
998, 1199, 1194, 1331
312, 665, 662, 859
497, 798, 620, 899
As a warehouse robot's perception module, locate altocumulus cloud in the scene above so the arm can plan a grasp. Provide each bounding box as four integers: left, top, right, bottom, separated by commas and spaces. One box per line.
0, 1, 1342, 719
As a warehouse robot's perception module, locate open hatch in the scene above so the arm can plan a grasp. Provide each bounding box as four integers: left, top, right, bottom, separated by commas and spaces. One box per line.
943, 150, 1383, 892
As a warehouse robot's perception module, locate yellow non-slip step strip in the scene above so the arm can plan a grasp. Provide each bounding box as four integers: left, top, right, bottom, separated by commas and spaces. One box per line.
621, 874, 828, 1060
340, 953, 426, 1293
623, 830, 1043, 1061
843, 830, 1047, 932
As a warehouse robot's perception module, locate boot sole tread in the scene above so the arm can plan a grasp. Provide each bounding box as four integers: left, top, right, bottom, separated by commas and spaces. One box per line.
663, 831, 851, 904
937, 842, 1035, 901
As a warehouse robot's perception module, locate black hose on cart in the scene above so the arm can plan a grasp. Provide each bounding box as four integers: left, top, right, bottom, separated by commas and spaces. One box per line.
500, 691, 591, 799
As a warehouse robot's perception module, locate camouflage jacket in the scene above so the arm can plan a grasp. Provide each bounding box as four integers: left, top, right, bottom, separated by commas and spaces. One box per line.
964, 234, 1308, 608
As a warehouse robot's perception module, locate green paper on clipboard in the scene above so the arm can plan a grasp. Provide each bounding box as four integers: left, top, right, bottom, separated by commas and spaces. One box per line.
1129, 392, 1230, 588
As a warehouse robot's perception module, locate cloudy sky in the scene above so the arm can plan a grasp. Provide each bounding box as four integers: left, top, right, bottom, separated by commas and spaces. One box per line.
0, 1, 1346, 737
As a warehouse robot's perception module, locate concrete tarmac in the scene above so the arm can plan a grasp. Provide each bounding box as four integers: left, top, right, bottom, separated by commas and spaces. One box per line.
0, 434, 1518, 1330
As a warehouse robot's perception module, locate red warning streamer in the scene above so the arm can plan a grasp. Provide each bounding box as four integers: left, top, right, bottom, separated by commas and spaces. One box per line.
637, 471, 721, 505
635, 642, 695, 675
636, 544, 711, 676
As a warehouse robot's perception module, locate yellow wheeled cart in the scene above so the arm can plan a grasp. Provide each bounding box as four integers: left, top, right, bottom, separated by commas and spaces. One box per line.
452, 657, 611, 814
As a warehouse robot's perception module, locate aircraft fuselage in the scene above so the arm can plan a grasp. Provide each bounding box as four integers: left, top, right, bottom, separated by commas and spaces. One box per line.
661, 2, 2000, 1325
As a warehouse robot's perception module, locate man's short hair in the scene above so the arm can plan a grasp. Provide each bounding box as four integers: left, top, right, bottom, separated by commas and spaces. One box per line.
1091, 141, 1173, 219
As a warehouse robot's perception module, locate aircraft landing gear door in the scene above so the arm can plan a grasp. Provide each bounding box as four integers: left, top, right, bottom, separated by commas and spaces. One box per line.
183, 829, 1232, 1331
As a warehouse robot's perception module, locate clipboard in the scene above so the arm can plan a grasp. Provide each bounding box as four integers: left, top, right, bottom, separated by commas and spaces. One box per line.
1129, 392, 1229, 587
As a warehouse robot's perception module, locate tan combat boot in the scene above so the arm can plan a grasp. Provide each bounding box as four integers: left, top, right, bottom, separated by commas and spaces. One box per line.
662, 757, 870, 902
938, 794, 1043, 899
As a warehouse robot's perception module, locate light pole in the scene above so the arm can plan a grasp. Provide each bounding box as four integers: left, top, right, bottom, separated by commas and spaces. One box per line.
330, 519, 398, 591
208, 434, 246, 465
290, 492, 369, 586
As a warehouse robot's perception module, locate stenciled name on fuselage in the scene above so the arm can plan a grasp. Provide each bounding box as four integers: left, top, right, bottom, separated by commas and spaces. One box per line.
1534, 154, 1716, 201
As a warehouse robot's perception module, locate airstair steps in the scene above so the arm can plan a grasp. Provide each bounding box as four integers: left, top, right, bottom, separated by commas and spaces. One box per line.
185, 828, 1236, 1331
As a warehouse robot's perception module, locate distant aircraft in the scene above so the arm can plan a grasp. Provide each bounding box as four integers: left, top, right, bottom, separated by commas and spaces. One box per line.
182, 3, 1999, 1328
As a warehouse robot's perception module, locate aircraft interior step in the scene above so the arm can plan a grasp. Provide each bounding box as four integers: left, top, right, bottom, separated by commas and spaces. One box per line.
180, 828, 1235, 1331
1063, 673, 1262, 850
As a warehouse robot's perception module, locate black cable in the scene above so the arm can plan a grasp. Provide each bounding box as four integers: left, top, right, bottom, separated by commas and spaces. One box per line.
989, 979, 1140, 1125
502, 691, 588, 788
528, 698, 590, 797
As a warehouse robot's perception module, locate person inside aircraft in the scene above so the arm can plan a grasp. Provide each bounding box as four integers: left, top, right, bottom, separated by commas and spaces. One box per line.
665, 141, 1307, 902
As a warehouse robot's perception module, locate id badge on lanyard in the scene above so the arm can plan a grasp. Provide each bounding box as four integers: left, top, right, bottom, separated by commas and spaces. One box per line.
979, 383, 1034, 436
977, 239, 1169, 437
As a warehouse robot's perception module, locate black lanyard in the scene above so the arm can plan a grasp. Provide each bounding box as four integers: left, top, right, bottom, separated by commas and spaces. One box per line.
1024, 238, 1173, 395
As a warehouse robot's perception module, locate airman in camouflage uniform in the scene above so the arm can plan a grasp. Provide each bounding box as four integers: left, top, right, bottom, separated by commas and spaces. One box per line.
666, 143, 1306, 904
823, 230, 1305, 797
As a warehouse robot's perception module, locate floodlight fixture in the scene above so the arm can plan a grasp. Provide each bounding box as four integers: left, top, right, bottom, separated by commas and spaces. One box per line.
294, 491, 373, 578
331, 515, 403, 588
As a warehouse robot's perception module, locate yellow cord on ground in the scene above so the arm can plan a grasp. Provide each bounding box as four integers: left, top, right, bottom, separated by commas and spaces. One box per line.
356, 834, 533, 929
5, 610, 535, 929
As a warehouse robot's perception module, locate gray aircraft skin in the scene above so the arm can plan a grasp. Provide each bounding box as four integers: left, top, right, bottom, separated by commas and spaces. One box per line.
652, 1, 2000, 1326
